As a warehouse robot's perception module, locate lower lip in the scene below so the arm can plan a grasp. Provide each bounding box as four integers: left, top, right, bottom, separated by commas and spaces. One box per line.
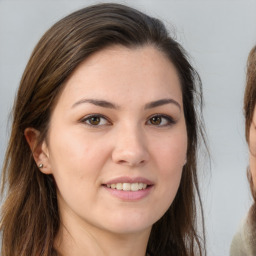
103, 186, 153, 201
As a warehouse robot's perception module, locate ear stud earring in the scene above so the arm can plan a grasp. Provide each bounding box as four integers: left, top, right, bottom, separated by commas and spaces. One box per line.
38, 164, 43, 168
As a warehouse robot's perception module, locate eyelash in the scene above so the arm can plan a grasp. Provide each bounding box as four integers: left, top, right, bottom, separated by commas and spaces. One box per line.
80, 114, 111, 127
80, 114, 176, 127
146, 114, 176, 127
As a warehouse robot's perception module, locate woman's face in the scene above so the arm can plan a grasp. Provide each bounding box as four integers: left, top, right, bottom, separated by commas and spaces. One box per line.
249, 106, 256, 187
41, 45, 187, 236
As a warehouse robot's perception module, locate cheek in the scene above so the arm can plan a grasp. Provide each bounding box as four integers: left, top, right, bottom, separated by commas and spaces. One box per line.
47, 132, 112, 210
47, 129, 111, 183
149, 133, 186, 219
249, 124, 256, 188
151, 129, 187, 189
250, 156, 256, 189
250, 137, 256, 156
152, 130, 187, 170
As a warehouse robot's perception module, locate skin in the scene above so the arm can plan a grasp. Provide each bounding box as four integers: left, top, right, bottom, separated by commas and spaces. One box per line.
249, 106, 256, 187
25, 45, 187, 256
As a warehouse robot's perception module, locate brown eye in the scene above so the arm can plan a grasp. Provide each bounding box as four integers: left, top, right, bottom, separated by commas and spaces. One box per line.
150, 116, 162, 125
88, 116, 100, 125
82, 115, 110, 126
147, 114, 175, 127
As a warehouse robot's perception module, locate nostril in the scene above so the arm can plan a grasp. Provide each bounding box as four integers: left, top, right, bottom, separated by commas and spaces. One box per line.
112, 142, 149, 167
118, 160, 127, 164
116, 158, 146, 167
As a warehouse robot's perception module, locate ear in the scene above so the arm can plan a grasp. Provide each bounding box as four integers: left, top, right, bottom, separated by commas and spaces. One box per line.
24, 128, 52, 174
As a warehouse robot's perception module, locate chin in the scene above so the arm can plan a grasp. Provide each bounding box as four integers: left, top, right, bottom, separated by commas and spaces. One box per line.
106, 224, 152, 235
101, 212, 156, 235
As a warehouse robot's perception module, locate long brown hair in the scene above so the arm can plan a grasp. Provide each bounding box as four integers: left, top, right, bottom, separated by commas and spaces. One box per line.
244, 45, 256, 225
1, 3, 207, 256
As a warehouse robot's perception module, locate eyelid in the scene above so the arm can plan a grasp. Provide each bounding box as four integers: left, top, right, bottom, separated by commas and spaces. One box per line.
146, 114, 176, 126
79, 113, 176, 127
80, 114, 112, 127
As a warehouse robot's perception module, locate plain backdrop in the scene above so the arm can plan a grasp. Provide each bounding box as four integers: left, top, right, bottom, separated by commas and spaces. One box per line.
1, 1, 256, 255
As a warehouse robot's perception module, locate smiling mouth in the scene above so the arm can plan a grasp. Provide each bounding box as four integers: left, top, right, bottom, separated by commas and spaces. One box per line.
104, 183, 149, 192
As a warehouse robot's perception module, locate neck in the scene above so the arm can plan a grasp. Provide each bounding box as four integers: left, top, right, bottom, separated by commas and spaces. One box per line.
54, 213, 151, 256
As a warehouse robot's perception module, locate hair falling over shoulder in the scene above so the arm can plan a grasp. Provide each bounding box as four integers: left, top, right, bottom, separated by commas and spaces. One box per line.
0, 3, 207, 256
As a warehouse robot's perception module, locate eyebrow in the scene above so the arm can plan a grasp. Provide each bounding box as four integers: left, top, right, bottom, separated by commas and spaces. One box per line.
144, 98, 181, 110
72, 98, 181, 110
72, 99, 120, 109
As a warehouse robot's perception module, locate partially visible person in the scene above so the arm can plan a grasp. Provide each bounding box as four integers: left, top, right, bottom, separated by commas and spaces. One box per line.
230, 45, 256, 256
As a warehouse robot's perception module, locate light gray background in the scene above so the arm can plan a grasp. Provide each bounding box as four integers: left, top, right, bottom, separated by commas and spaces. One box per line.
1, 1, 256, 255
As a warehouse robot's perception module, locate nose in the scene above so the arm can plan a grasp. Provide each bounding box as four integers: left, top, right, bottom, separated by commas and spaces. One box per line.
111, 126, 149, 167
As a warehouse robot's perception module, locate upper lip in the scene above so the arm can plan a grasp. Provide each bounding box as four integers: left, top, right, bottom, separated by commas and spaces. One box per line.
104, 176, 154, 185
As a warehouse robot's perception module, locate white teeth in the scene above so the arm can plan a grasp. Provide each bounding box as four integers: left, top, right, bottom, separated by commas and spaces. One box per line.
106, 182, 148, 191
123, 183, 131, 191
131, 183, 138, 191
116, 183, 123, 190
138, 183, 144, 190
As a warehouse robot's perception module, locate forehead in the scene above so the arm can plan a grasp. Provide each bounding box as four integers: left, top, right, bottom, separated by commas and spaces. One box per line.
56, 45, 182, 108
71, 44, 177, 77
